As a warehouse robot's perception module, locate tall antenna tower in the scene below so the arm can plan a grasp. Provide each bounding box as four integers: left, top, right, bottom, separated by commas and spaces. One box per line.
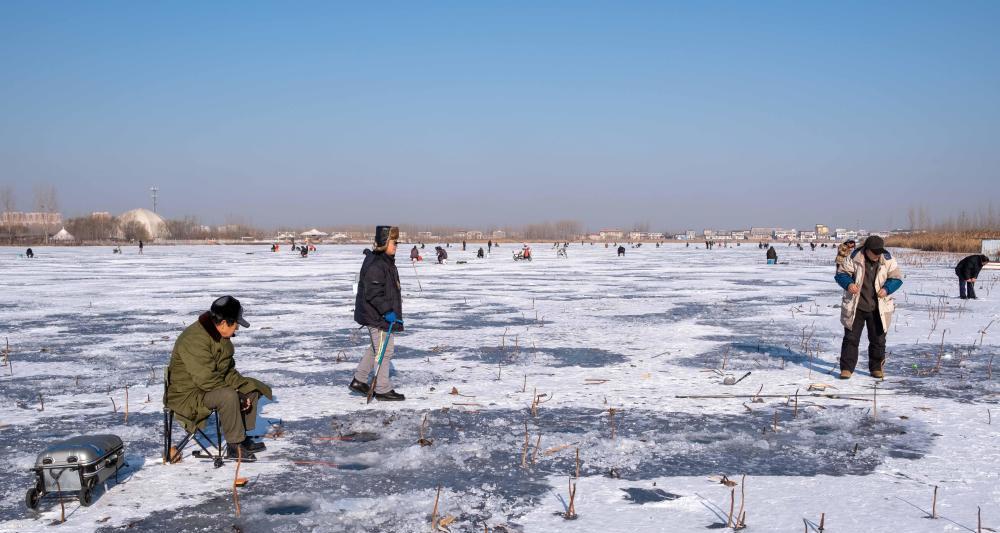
150, 186, 159, 213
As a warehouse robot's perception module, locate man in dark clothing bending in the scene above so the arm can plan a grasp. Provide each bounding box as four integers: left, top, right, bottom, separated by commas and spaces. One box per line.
349, 226, 406, 401
955, 254, 990, 299
766, 246, 777, 265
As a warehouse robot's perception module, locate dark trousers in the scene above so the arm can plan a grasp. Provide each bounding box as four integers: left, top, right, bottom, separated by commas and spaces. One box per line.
203, 388, 259, 444
959, 278, 976, 299
840, 310, 886, 373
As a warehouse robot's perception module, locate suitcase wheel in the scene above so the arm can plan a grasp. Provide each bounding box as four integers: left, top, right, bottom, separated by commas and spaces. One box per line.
25, 487, 41, 510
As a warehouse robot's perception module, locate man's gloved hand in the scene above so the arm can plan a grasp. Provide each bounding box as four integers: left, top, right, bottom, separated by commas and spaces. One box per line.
384, 311, 403, 325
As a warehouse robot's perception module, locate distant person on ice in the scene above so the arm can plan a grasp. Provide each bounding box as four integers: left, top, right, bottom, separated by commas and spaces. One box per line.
138, 240, 144, 254
165, 296, 272, 461
617, 245, 625, 257
766, 246, 777, 264
955, 254, 990, 300
435, 246, 448, 264
349, 226, 406, 401
477, 247, 485, 259
25, 248, 34, 258
835, 235, 903, 380
410, 245, 421, 262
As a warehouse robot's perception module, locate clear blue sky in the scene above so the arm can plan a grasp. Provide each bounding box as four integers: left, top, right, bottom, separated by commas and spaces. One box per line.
1, 1, 998, 231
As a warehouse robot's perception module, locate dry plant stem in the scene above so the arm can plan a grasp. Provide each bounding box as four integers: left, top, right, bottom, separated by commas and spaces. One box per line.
233, 446, 243, 517
521, 422, 529, 468
873, 382, 878, 420
124, 385, 129, 425
726, 488, 735, 528
575, 448, 580, 479
772, 412, 778, 432
608, 408, 617, 440
931, 485, 938, 518
431, 486, 441, 530
55, 476, 65, 523
565, 477, 577, 519
793, 389, 799, 418
736, 474, 746, 527
978, 506, 982, 533
531, 434, 541, 465
110, 396, 117, 413
819, 512, 825, 531
38, 393, 44, 412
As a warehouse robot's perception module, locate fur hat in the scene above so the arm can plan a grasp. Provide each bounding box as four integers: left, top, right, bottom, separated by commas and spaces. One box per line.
374, 226, 400, 252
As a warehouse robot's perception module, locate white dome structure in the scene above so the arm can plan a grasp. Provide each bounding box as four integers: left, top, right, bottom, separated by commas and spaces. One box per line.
118, 208, 170, 240
51, 227, 75, 242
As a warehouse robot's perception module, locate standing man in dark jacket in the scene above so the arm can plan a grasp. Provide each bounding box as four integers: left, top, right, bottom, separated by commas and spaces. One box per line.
349, 226, 406, 401
955, 254, 990, 299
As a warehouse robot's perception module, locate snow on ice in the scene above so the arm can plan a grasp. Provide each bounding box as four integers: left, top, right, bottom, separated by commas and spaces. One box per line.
0, 243, 998, 532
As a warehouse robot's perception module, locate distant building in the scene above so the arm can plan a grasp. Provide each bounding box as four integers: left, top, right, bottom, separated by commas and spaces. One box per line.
815, 224, 830, 237
835, 229, 859, 241
491, 230, 506, 239
774, 229, 799, 240
799, 231, 817, 241
730, 230, 749, 240
685, 230, 697, 240
750, 227, 778, 239
629, 231, 646, 240
1, 211, 62, 227
648, 232, 664, 240
117, 208, 169, 240
417, 231, 433, 240
599, 229, 624, 240
51, 227, 76, 242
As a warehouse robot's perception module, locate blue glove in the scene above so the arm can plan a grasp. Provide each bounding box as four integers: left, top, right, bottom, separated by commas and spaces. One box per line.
383, 311, 403, 325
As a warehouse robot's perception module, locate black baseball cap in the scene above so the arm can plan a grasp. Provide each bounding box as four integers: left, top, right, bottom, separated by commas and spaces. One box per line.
863, 235, 885, 254
210, 295, 249, 327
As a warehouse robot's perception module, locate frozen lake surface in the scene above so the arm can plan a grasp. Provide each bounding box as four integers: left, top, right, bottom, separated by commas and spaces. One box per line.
1, 243, 998, 532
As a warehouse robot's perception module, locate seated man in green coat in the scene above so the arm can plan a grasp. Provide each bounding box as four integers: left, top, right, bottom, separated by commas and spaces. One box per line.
166, 296, 273, 460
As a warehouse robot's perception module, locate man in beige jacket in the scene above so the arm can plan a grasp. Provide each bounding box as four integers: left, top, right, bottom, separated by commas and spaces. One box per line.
834, 236, 903, 379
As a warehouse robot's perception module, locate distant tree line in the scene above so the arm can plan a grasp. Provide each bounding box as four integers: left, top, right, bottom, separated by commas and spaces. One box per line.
907, 203, 999, 232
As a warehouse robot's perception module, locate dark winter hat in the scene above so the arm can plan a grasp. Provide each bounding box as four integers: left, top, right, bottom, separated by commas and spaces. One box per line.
210, 295, 249, 327
863, 235, 885, 254
374, 226, 400, 248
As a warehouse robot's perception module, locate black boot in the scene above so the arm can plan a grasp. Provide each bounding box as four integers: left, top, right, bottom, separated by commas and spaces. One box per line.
374, 390, 405, 401
349, 378, 370, 395
225, 442, 257, 461
241, 437, 266, 452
